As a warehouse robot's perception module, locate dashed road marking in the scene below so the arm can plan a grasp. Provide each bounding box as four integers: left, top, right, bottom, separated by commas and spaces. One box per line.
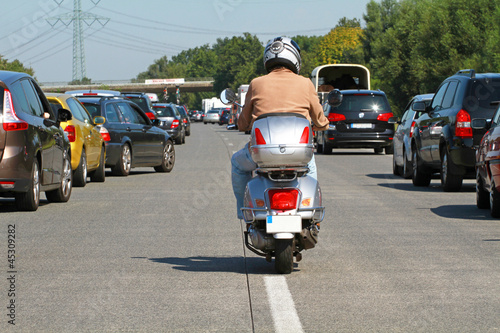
264, 276, 304, 333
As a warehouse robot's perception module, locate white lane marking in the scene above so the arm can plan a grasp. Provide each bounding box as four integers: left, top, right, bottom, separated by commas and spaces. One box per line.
264, 276, 304, 333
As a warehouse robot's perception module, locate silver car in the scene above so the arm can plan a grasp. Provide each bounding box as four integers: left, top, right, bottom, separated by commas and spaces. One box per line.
204, 109, 220, 124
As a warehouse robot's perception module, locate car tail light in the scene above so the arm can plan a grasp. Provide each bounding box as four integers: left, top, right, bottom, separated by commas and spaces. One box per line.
64, 125, 76, 142
2, 89, 28, 131
268, 189, 299, 210
83, 93, 98, 96
0, 181, 15, 189
328, 113, 346, 122
455, 109, 473, 138
99, 126, 111, 142
409, 121, 416, 138
182, 118, 187, 124
145, 112, 156, 120
254, 128, 266, 145
299, 127, 309, 144
377, 112, 394, 122
171, 120, 179, 129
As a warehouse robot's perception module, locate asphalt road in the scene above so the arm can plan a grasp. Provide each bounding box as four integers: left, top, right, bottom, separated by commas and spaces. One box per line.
1, 122, 499, 332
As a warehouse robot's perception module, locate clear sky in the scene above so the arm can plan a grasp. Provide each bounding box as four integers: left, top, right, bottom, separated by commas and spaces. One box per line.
1, 0, 373, 83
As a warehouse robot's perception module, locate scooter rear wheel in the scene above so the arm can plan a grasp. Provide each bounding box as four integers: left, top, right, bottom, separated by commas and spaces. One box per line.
275, 239, 294, 274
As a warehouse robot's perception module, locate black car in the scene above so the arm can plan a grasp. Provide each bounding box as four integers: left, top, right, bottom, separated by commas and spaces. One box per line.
175, 105, 191, 136
390, 94, 434, 178
152, 103, 186, 144
0, 71, 73, 211
219, 109, 230, 126
121, 92, 158, 121
72, 93, 175, 175
315, 89, 394, 154
411, 69, 500, 191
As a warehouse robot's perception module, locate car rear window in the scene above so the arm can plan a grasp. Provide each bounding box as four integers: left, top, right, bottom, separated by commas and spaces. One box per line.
153, 106, 176, 117
81, 103, 101, 119
334, 94, 390, 112
467, 79, 500, 112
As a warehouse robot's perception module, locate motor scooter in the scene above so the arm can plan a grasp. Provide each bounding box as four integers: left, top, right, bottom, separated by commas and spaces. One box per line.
221, 88, 341, 274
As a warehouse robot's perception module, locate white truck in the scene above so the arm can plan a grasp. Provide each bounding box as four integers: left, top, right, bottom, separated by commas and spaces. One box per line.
311, 64, 370, 103
202, 97, 227, 113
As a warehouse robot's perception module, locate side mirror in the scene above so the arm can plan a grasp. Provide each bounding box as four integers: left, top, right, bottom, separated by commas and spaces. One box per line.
412, 101, 428, 112
327, 89, 342, 107
57, 108, 73, 122
220, 88, 237, 105
388, 116, 400, 125
471, 118, 488, 130
93, 116, 106, 126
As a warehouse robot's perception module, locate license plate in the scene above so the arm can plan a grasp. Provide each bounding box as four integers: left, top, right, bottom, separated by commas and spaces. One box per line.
351, 123, 372, 129
266, 215, 302, 233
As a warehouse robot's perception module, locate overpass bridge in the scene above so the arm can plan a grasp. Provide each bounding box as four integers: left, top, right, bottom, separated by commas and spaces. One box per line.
40, 78, 215, 95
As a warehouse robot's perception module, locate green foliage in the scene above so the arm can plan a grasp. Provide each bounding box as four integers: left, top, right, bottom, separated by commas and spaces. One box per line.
0, 56, 34, 76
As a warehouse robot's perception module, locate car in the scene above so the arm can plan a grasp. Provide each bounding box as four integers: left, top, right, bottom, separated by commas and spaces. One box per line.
315, 89, 394, 154
190, 110, 203, 122
0, 71, 73, 211
152, 103, 186, 144
411, 69, 500, 191
73, 93, 175, 175
473, 105, 500, 217
219, 109, 230, 125
121, 92, 158, 121
204, 109, 220, 124
46, 93, 107, 187
176, 105, 191, 136
389, 94, 434, 178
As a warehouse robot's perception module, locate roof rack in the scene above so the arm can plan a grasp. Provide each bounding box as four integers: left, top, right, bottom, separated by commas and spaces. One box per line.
456, 69, 476, 79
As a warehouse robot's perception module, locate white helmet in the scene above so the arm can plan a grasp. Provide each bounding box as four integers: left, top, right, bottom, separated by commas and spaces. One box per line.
263, 37, 301, 74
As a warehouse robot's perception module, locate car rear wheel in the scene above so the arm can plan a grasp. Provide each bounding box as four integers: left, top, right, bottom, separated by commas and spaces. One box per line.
154, 140, 175, 173
385, 145, 394, 155
90, 146, 106, 182
490, 181, 500, 218
402, 148, 413, 179
412, 147, 431, 186
374, 148, 384, 154
112, 144, 131, 176
15, 159, 40, 211
392, 152, 402, 176
441, 149, 463, 192
73, 149, 87, 187
46, 151, 72, 202
476, 168, 489, 209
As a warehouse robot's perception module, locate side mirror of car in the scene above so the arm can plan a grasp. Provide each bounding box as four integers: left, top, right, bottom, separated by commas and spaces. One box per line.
412, 101, 428, 112
327, 89, 342, 107
220, 88, 237, 105
57, 108, 73, 122
471, 118, 489, 130
93, 116, 106, 126
388, 116, 400, 125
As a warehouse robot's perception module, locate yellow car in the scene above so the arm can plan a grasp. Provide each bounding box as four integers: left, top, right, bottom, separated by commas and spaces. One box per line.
45, 93, 106, 187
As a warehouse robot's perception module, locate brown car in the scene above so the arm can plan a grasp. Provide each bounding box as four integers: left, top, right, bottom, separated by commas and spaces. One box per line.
0, 71, 73, 211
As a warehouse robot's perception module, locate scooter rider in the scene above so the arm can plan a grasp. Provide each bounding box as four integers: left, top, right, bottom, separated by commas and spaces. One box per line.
231, 36, 330, 219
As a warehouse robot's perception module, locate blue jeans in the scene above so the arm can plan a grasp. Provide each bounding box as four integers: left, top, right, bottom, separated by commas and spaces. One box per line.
231, 143, 317, 219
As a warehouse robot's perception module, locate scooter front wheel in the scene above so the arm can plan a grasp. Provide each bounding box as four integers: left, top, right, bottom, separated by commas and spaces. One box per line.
275, 239, 294, 274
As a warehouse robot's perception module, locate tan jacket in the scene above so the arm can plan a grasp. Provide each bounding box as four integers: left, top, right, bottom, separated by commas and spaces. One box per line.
238, 68, 329, 132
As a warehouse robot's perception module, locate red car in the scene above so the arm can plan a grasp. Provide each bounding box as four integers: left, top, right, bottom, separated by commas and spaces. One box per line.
474, 108, 500, 217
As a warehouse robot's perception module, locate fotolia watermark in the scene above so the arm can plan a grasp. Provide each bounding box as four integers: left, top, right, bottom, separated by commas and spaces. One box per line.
213, 0, 242, 21
8, 0, 61, 52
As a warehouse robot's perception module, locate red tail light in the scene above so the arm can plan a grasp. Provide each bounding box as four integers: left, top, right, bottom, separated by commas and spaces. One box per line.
328, 113, 346, 122
182, 118, 187, 124
254, 128, 266, 145
455, 109, 473, 138
2, 89, 28, 131
377, 112, 394, 122
145, 112, 156, 120
409, 121, 416, 138
64, 125, 76, 142
299, 127, 309, 144
171, 120, 179, 129
269, 189, 299, 210
99, 126, 111, 142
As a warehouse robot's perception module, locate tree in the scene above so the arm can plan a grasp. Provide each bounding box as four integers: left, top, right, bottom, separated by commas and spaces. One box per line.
318, 26, 364, 65
0, 56, 34, 76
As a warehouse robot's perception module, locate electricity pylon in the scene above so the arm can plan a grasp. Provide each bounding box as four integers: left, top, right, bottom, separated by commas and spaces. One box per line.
47, 0, 109, 82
